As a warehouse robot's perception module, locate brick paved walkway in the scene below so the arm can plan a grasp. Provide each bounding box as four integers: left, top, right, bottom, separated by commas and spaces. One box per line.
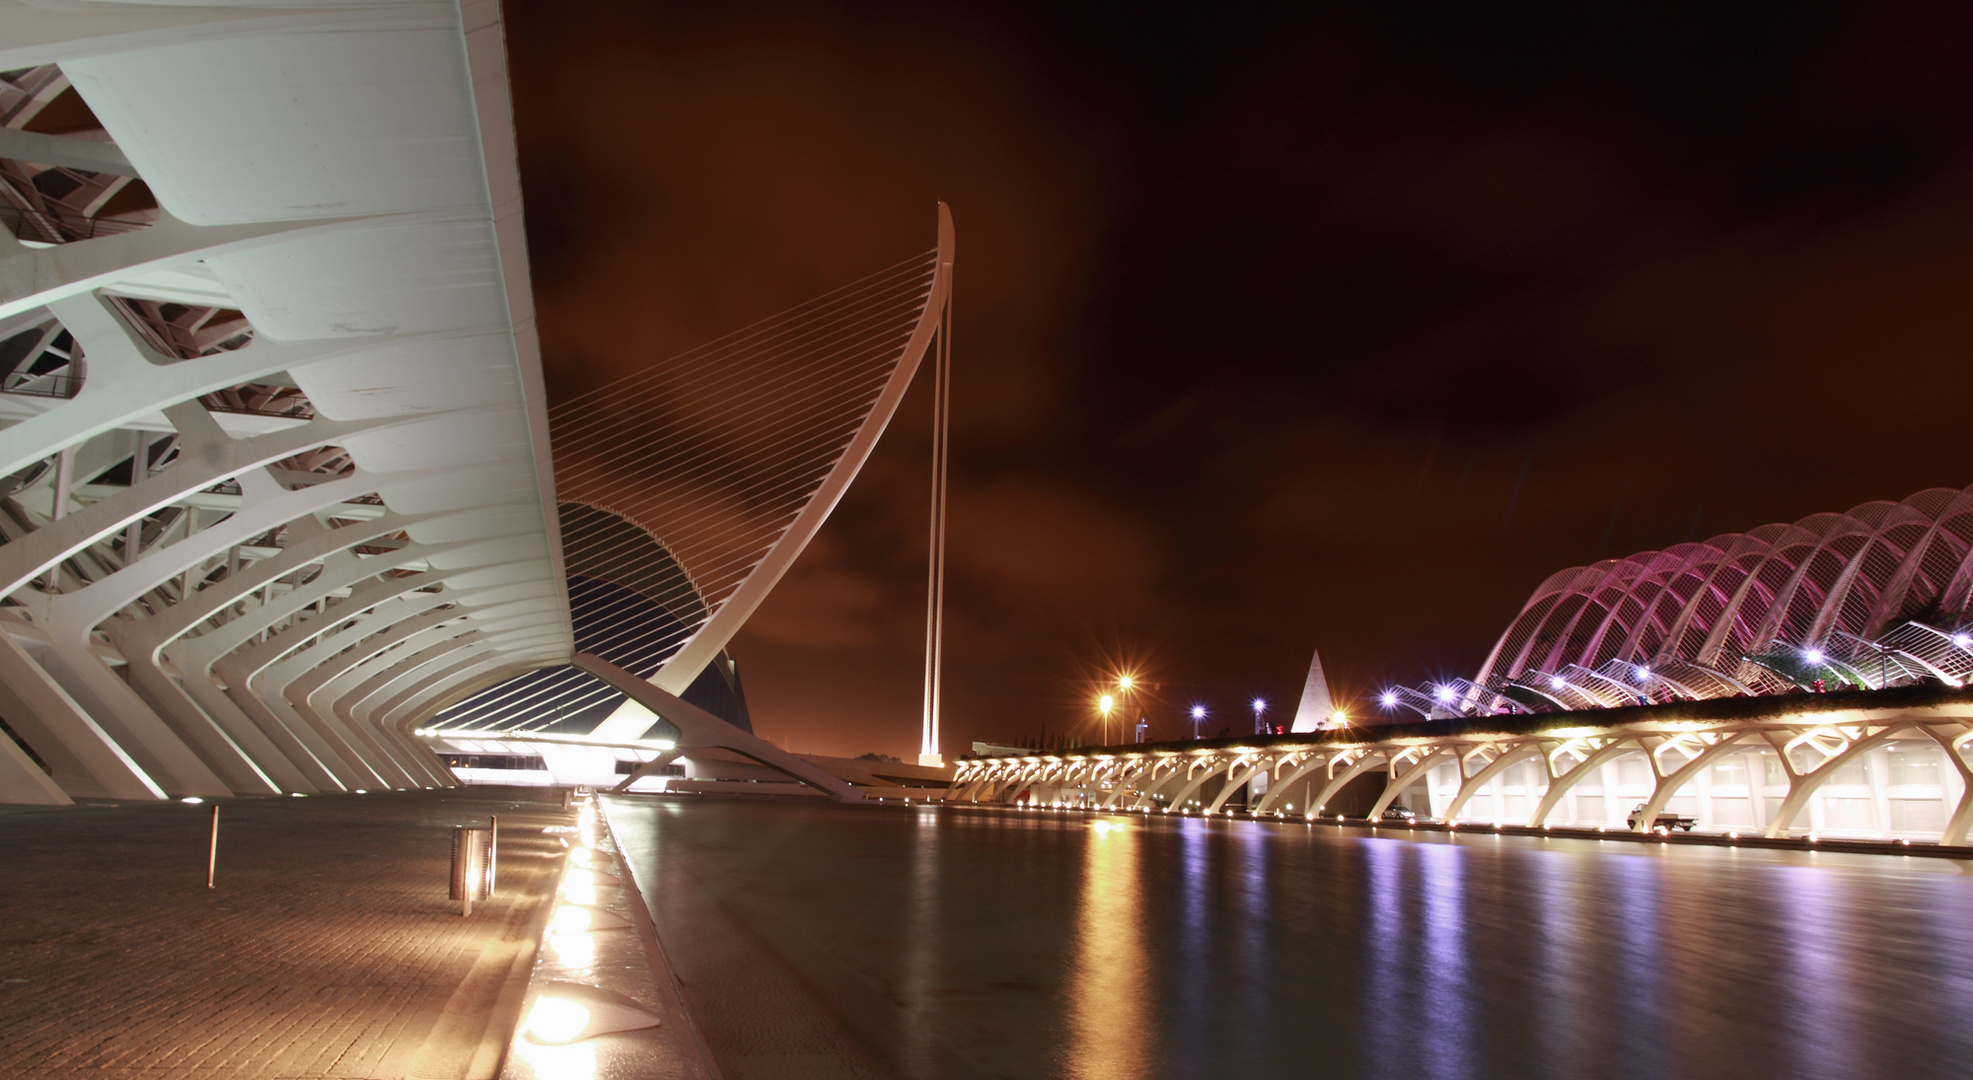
0, 787, 566, 1079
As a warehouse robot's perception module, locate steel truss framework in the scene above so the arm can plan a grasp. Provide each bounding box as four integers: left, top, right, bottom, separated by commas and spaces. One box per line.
947, 697, 1973, 844
0, 2, 572, 804
1383, 486, 1973, 719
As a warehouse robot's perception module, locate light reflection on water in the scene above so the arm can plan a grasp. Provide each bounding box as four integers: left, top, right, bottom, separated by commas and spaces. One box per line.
1064, 820, 1150, 1080
1775, 865, 1862, 1080
1418, 841, 1473, 1080
1609, 852, 1669, 1078
611, 800, 1973, 1080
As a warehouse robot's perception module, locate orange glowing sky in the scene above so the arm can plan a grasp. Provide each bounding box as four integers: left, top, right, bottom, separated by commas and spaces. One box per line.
508, 2, 1973, 757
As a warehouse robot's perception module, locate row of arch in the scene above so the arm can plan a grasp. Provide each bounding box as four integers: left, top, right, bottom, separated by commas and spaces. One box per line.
948, 707, 1973, 843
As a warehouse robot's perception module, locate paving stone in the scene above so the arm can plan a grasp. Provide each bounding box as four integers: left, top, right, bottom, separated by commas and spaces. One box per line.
0, 787, 563, 1080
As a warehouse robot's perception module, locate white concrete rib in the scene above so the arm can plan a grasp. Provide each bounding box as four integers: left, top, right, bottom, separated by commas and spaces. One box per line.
0, 0, 570, 802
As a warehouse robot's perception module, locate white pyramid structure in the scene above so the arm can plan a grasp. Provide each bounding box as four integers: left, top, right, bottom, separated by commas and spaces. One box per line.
1289, 648, 1336, 732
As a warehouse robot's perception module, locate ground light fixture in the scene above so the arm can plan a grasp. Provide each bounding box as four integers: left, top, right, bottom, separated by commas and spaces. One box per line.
522, 980, 662, 1044
544, 926, 597, 970
549, 903, 634, 935
558, 867, 623, 905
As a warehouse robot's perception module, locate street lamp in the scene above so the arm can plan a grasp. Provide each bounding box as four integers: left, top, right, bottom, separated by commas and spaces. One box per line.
1251, 697, 1267, 735
1098, 693, 1115, 745
1190, 704, 1206, 740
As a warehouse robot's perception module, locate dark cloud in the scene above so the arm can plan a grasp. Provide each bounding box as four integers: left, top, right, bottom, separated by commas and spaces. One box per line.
508, 1, 1973, 757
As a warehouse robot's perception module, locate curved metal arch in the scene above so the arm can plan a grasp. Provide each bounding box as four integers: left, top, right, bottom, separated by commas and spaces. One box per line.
1608, 539, 1741, 664
1805, 499, 1945, 644
1861, 488, 1973, 635
1735, 511, 1886, 655
1474, 563, 1613, 684
1525, 558, 1655, 676
1694, 519, 1841, 665
1573, 545, 1719, 671
645, 204, 957, 695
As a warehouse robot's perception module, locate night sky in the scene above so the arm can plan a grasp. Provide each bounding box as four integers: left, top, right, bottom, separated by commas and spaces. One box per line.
507, 3, 1973, 757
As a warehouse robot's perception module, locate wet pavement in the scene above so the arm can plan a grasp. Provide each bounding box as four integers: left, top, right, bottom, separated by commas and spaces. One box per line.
611, 796, 1973, 1080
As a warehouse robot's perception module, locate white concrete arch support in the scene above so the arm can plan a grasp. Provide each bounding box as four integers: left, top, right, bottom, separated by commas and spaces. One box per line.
0, 3, 570, 802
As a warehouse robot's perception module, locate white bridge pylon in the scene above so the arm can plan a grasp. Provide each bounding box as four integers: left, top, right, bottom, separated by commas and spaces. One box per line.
547, 205, 955, 744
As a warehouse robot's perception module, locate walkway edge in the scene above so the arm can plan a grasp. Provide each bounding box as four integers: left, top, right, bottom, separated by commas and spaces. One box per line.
604, 795, 726, 1079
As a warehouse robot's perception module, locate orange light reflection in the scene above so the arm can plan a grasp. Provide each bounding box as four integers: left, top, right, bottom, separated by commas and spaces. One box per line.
1063, 819, 1148, 1079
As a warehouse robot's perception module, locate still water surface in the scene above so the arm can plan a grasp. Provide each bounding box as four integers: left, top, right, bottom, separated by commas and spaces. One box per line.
607, 798, 1973, 1080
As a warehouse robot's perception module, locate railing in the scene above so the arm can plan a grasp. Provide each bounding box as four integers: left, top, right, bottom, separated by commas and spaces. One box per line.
200, 392, 312, 420
0, 374, 81, 399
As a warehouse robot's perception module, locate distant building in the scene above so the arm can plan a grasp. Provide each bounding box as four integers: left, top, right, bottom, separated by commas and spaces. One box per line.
1379, 486, 1973, 719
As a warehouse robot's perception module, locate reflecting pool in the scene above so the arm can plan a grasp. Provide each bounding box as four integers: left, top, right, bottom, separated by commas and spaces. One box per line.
606, 798, 1973, 1080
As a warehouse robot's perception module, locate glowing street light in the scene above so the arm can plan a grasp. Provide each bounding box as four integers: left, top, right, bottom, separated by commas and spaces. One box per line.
1251, 697, 1267, 735
1379, 691, 1398, 709
1190, 704, 1206, 740
1098, 693, 1115, 745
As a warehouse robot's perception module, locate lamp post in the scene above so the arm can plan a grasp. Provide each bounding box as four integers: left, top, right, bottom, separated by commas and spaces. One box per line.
1111, 674, 1137, 748
1190, 705, 1206, 740
1098, 694, 1115, 746
1251, 697, 1267, 735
